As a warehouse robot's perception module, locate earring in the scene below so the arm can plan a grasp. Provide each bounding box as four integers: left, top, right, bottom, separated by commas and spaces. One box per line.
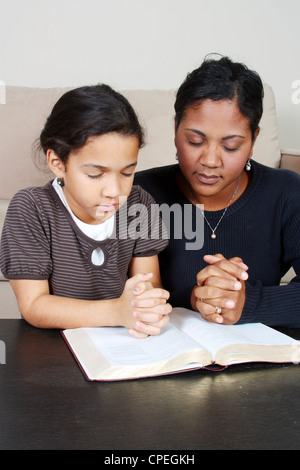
57, 177, 65, 187
245, 159, 251, 171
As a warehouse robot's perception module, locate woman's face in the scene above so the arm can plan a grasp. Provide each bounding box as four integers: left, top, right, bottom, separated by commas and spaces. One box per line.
175, 99, 258, 207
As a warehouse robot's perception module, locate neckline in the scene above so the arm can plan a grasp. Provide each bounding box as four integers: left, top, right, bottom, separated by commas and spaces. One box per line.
47, 182, 117, 245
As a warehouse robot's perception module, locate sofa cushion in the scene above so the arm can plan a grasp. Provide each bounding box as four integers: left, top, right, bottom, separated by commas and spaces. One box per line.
252, 84, 281, 168
0, 84, 281, 200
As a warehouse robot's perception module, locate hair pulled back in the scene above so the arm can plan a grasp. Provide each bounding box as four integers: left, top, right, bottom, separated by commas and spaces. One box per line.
175, 55, 264, 139
40, 84, 144, 163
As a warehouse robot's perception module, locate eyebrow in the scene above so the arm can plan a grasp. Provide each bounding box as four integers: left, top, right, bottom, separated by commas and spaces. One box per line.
185, 128, 245, 140
81, 162, 137, 170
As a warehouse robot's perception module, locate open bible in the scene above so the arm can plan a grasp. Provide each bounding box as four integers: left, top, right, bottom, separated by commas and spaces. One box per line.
62, 307, 300, 381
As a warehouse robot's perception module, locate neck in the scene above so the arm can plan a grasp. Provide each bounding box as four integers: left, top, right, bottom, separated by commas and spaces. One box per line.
178, 170, 249, 211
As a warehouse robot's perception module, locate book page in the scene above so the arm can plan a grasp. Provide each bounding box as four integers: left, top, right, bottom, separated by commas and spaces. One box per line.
170, 308, 300, 359
63, 307, 300, 380
82, 321, 205, 367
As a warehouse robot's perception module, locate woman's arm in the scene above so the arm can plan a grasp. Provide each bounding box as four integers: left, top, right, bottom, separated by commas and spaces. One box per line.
192, 254, 300, 328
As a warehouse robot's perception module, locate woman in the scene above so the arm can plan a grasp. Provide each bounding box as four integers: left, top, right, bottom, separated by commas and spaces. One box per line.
135, 56, 300, 327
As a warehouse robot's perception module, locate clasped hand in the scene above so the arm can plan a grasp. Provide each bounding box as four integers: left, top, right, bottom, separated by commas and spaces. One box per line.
192, 254, 248, 325
121, 273, 172, 338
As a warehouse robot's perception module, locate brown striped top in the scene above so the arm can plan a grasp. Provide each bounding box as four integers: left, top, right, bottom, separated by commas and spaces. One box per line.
0, 182, 168, 300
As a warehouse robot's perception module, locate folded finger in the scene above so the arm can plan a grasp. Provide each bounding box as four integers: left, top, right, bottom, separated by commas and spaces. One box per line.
204, 275, 242, 291
202, 256, 248, 281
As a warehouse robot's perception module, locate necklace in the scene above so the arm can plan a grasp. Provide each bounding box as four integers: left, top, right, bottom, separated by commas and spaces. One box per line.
189, 175, 241, 239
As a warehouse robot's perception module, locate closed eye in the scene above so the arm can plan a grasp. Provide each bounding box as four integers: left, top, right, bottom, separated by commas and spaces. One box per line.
189, 141, 204, 147
88, 174, 103, 179
223, 145, 240, 152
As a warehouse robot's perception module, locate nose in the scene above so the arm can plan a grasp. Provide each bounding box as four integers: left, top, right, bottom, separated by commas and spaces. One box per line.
102, 175, 122, 199
199, 142, 222, 168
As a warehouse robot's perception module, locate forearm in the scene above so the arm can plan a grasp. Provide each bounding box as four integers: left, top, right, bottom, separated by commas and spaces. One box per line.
19, 293, 121, 329
10, 273, 171, 332
239, 279, 300, 328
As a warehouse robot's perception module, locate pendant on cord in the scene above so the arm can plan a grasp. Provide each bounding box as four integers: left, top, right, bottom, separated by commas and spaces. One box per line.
211, 233, 217, 239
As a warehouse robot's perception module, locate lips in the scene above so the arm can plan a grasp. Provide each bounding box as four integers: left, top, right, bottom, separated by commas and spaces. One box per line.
96, 204, 118, 214
196, 173, 220, 185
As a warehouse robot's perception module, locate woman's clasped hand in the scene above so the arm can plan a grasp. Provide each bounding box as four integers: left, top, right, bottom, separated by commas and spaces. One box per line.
192, 254, 249, 324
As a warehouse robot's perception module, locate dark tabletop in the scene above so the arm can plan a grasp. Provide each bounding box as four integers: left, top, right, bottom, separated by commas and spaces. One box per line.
1, 319, 300, 451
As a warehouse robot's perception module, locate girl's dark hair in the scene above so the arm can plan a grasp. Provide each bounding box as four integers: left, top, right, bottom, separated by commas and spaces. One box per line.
175, 55, 264, 139
40, 84, 144, 163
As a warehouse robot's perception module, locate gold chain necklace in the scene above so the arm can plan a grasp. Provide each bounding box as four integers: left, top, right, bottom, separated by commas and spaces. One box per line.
189, 175, 241, 239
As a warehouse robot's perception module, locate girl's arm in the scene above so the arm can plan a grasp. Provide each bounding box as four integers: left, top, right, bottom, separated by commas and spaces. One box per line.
9, 255, 171, 334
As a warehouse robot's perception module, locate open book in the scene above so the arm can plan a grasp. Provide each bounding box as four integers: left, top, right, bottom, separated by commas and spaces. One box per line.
62, 307, 300, 381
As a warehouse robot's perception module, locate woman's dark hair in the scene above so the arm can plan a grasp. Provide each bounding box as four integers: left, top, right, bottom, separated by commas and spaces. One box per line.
40, 84, 144, 163
175, 55, 264, 139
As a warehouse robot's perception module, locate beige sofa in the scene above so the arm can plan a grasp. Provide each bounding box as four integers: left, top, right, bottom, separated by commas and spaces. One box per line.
1, 85, 300, 318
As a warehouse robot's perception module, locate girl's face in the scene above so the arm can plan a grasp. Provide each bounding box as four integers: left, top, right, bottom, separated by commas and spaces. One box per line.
175, 99, 259, 209
48, 132, 139, 224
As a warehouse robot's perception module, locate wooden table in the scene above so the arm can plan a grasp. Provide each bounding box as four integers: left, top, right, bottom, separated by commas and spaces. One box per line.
1, 319, 300, 450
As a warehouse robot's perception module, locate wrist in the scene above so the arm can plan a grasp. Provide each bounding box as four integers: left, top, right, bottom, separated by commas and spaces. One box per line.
190, 285, 198, 311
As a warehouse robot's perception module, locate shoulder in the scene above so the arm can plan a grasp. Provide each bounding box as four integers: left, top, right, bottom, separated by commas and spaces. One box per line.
253, 160, 300, 186
135, 164, 178, 185
10, 182, 55, 205
251, 161, 300, 213
128, 184, 156, 206
134, 164, 180, 205
7, 182, 58, 220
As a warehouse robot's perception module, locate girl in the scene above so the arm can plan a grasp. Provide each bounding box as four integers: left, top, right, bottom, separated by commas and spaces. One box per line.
0, 84, 171, 337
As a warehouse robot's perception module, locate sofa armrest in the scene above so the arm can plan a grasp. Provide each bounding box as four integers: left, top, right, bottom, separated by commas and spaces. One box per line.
280, 149, 300, 174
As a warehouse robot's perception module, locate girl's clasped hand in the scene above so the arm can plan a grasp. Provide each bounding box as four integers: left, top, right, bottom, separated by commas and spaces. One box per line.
120, 272, 171, 338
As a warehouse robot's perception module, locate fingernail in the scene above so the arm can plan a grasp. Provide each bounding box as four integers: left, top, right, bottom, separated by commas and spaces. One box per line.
226, 300, 235, 308
241, 271, 248, 280
234, 282, 242, 290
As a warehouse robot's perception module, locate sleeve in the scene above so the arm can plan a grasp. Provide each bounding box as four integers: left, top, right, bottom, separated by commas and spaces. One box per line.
239, 176, 300, 328
130, 186, 169, 258
0, 189, 52, 280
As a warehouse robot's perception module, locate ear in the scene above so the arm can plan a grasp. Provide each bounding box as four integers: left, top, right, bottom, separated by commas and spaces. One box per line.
253, 127, 260, 143
174, 118, 178, 149
249, 127, 260, 159
47, 150, 66, 178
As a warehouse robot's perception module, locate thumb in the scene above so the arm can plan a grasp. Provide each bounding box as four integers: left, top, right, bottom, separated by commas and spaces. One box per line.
203, 254, 225, 265
127, 272, 153, 294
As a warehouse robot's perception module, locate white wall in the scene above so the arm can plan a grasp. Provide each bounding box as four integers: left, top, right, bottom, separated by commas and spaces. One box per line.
0, 0, 299, 149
